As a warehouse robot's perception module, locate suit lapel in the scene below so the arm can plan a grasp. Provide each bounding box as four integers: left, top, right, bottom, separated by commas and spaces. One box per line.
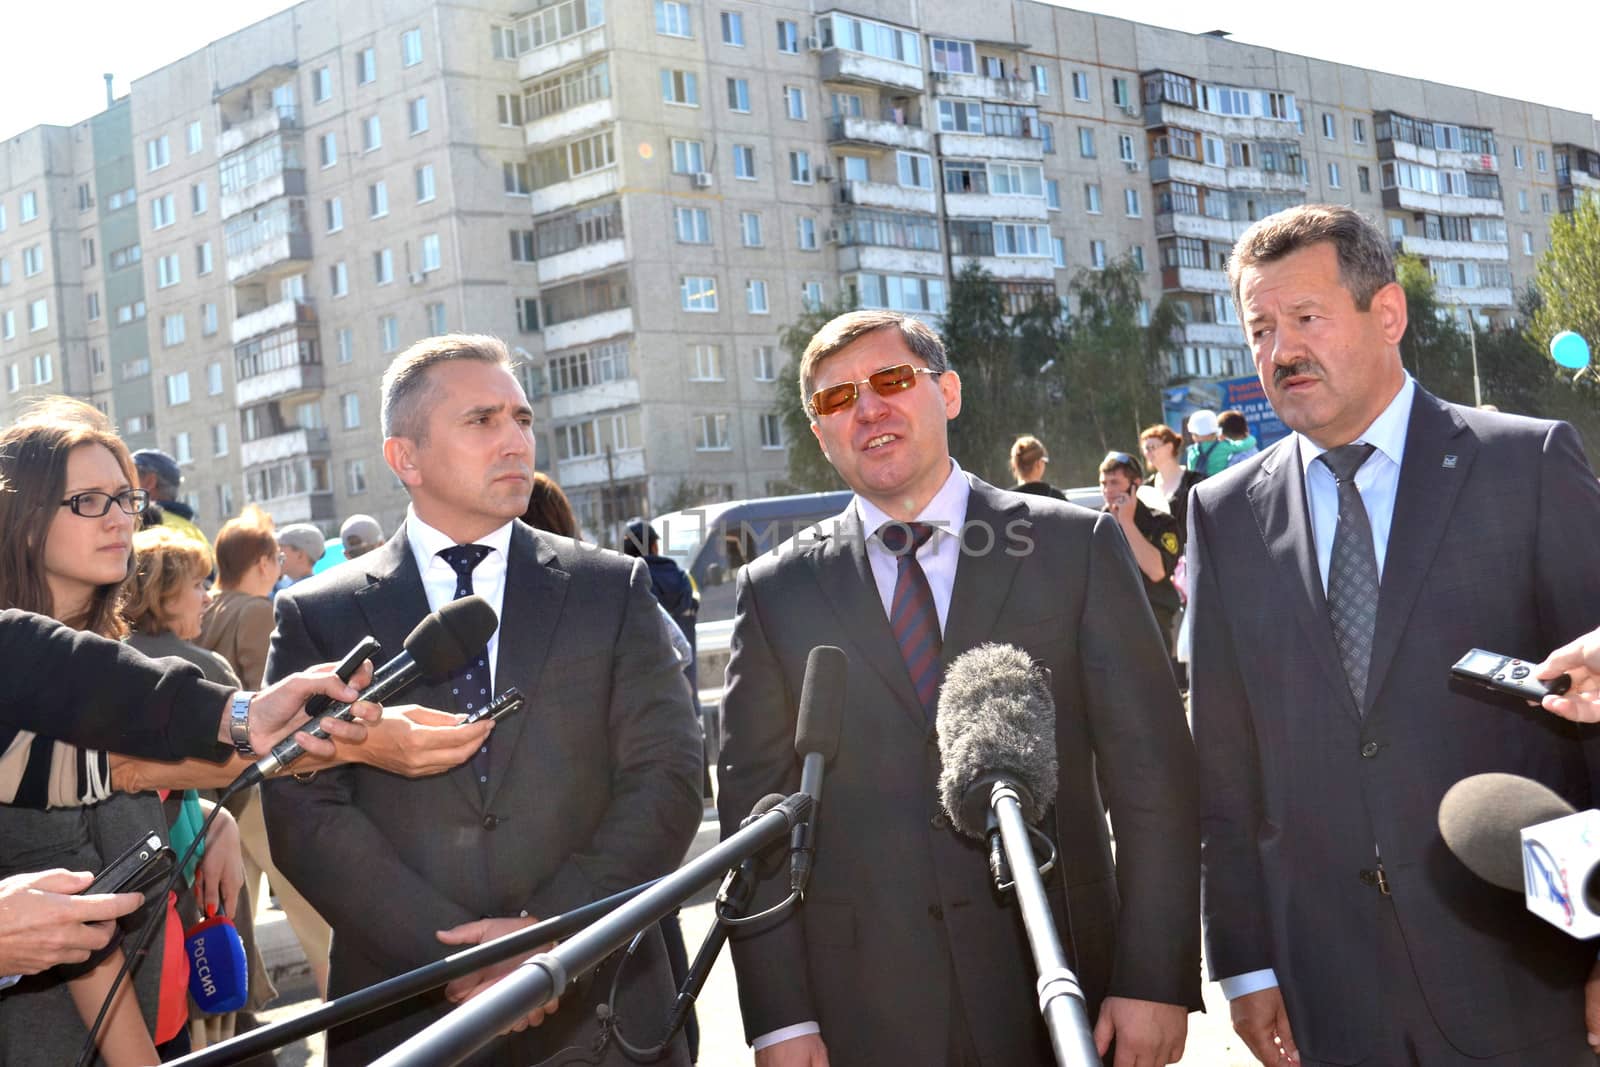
1245, 439, 1361, 720
943, 478, 1026, 665
809, 506, 925, 729
1364, 389, 1473, 715
483, 522, 568, 809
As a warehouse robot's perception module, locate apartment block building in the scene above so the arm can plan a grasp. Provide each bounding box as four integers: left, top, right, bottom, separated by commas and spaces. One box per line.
1, 0, 1595, 539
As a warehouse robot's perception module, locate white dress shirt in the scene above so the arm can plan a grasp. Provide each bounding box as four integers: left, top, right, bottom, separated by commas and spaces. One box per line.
1218, 374, 1415, 1002
750, 461, 971, 1052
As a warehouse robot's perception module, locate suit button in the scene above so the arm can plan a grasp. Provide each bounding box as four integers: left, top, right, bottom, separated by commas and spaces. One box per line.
1360, 741, 1380, 758
930, 812, 948, 830
928, 904, 944, 920
482, 814, 500, 830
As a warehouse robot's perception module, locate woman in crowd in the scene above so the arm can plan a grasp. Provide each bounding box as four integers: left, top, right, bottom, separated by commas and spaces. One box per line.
1139, 423, 1204, 544
1006, 434, 1067, 500
522, 471, 581, 538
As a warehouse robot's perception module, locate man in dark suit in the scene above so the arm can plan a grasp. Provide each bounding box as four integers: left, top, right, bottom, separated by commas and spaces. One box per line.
718, 311, 1201, 1067
262, 334, 704, 1066
1190, 204, 1600, 1065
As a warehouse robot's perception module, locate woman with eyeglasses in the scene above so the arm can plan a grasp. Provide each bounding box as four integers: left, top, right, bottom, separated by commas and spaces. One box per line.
1139, 424, 1203, 546
1006, 434, 1067, 500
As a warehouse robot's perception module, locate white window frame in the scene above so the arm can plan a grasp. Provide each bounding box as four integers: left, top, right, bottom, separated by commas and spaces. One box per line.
746, 278, 769, 314
680, 275, 718, 312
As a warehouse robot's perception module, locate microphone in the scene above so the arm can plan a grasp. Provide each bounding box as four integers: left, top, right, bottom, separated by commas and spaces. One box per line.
238, 596, 499, 786
790, 646, 846, 895
1439, 772, 1600, 937
935, 643, 1099, 1067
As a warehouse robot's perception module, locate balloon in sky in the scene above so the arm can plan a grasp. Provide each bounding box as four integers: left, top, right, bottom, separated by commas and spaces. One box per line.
1550, 331, 1591, 370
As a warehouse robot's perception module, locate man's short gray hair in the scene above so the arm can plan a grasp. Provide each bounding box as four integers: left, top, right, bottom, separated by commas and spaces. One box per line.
1228, 204, 1396, 312
380, 333, 514, 442
798, 311, 948, 419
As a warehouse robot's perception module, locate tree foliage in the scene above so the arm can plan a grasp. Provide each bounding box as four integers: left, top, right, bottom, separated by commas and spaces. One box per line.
772, 295, 855, 492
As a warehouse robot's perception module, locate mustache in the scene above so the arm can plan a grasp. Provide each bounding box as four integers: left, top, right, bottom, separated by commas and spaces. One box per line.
1272, 360, 1322, 388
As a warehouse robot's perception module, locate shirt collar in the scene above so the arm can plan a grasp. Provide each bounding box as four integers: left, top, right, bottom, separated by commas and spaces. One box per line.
405, 505, 515, 574
1298, 372, 1415, 476
854, 459, 971, 542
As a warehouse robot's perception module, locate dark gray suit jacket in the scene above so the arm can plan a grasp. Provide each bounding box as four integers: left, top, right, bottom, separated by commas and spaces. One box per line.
718, 475, 1201, 1067
261, 521, 703, 1066
1191, 387, 1600, 1062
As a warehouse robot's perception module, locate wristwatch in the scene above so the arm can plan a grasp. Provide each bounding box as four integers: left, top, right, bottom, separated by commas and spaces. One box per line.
230, 692, 255, 755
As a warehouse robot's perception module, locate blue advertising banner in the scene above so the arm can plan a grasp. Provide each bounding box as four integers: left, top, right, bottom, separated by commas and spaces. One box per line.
1162, 374, 1290, 449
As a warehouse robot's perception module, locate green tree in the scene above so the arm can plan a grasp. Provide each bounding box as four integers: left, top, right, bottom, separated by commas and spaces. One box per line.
772, 295, 855, 492
941, 262, 1044, 485
1395, 253, 1474, 404
1529, 193, 1600, 373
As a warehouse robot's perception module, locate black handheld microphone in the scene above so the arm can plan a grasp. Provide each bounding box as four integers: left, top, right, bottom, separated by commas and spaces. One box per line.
790, 646, 846, 894
239, 596, 498, 786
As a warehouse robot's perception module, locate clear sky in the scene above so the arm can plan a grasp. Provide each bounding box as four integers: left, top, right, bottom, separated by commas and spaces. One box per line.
2, 0, 1596, 143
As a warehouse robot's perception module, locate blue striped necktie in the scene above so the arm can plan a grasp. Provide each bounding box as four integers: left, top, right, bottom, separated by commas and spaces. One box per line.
879, 521, 943, 719
438, 544, 493, 789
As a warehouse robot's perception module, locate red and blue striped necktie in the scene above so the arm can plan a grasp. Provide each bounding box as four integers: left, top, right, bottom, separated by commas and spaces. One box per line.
880, 521, 943, 719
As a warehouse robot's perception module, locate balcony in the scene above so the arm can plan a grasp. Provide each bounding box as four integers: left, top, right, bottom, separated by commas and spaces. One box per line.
237, 360, 322, 407
838, 180, 937, 214
951, 255, 1054, 281
1178, 321, 1244, 346
827, 114, 932, 154
1434, 283, 1514, 308
1162, 266, 1230, 293
1155, 213, 1241, 242
1148, 157, 1226, 187
1381, 187, 1504, 218
218, 106, 299, 157
1380, 138, 1499, 174
537, 237, 627, 286
1562, 169, 1600, 192
1225, 167, 1307, 193
519, 25, 607, 82
226, 231, 311, 284
241, 426, 329, 469
526, 98, 616, 147
558, 445, 646, 487
819, 50, 925, 94
837, 247, 944, 276
542, 306, 632, 352
929, 71, 1033, 103
549, 377, 640, 421
1141, 101, 1298, 140
937, 132, 1042, 162
221, 165, 306, 222
1397, 235, 1509, 262
942, 192, 1048, 221
530, 167, 619, 215
258, 491, 336, 527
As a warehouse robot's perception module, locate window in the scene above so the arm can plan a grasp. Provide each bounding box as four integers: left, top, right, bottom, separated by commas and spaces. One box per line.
754, 345, 777, 380
989, 161, 1043, 196
1051, 236, 1066, 268
27, 299, 46, 331
1537, 149, 1547, 172
151, 194, 176, 229
319, 132, 337, 167
1040, 123, 1054, 154
1084, 183, 1101, 214
656, 0, 692, 37
689, 343, 724, 380
147, 135, 170, 172
346, 459, 368, 495
86, 292, 100, 320
326, 197, 344, 232
1541, 192, 1551, 213
746, 278, 769, 313
842, 155, 869, 182
675, 206, 711, 243
721, 11, 744, 44
681, 275, 718, 312
369, 180, 389, 218
336, 328, 353, 363
727, 78, 750, 112
797, 216, 817, 249
1032, 65, 1050, 95
205, 361, 224, 396
1089, 239, 1106, 269
331, 260, 349, 296
1071, 71, 1089, 101
166, 370, 191, 405
789, 150, 812, 184
313, 66, 332, 102
114, 301, 145, 324
27, 353, 53, 385
504, 161, 533, 194
671, 139, 705, 174
1523, 231, 1534, 255
776, 19, 798, 53
380, 314, 400, 353
1358, 166, 1371, 193
162, 313, 187, 347
373, 248, 394, 285
1, 310, 12, 338
897, 151, 932, 188
18, 192, 36, 222
416, 233, 441, 274
212, 423, 229, 457
1125, 188, 1141, 216
427, 302, 447, 333
782, 85, 807, 121
416, 164, 436, 202
5, 364, 15, 392
930, 39, 975, 74
741, 211, 763, 246
661, 70, 699, 106
201, 303, 218, 336
191, 182, 208, 215
157, 253, 181, 289
1322, 113, 1336, 140
760, 413, 783, 449
1518, 189, 1529, 212
733, 143, 756, 179
356, 47, 377, 85
1513, 146, 1525, 169
0, 256, 8, 283
1045, 179, 1060, 210
1131, 245, 1145, 272
1111, 76, 1130, 108
511, 229, 536, 261
342, 392, 361, 429
497, 93, 524, 127
695, 413, 731, 450
408, 97, 429, 134
1352, 117, 1366, 144
21, 245, 43, 277
1327, 161, 1341, 188
401, 27, 423, 66
362, 115, 382, 152
196, 241, 213, 276
1078, 127, 1096, 158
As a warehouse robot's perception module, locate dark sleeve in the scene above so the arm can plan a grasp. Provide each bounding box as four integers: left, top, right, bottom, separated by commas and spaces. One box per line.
0, 609, 232, 762
716, 567, 815, 1040
1145, 510, 1181, 581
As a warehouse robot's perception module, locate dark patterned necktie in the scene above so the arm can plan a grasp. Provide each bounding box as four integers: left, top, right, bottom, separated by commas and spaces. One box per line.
438, 544, 494, 789
880, 522, 943, 720
1319, 444, 1379, 711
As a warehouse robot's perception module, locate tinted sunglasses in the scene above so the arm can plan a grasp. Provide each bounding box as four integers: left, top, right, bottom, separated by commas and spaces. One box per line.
810, 363, 941, 417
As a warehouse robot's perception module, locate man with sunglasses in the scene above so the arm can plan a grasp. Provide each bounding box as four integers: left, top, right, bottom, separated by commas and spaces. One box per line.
1098, 451, 1182, 647
718, 310, 1200, 1067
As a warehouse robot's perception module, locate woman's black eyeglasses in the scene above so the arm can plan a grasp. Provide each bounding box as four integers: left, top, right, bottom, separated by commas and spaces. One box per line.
60, 489, 150, 517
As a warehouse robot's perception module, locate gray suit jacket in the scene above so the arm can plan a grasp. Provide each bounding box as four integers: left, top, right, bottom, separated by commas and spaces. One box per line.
718, 475, 1201, 1067
261, 521, 703, 1066
1191, 387, 1600, 1061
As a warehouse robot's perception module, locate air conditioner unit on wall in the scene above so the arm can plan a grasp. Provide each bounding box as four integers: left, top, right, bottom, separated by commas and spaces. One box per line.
1124, 161, 1142, 173
933, 71, 952, 83
1122, 102, 1140, 117
804, 35, 822, 52
409, 272, 425, 285
825, 227, 842, 244
815, 163, 836, 182
692, 172, 713, 188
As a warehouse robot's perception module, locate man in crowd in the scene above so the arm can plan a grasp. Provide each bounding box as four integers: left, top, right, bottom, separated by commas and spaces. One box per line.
718, 310, 1200, 1066
263, 334, 703, 1066
339, 514, 384, 559
276, 524, 326, 587
1217, 410, 1260, 468
1190, 204, 1600, 1065
132, 448, 208, 547
1099, 450, 1182, 648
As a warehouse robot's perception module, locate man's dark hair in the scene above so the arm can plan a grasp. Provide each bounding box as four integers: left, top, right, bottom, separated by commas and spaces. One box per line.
1218, 410, 1250, 439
